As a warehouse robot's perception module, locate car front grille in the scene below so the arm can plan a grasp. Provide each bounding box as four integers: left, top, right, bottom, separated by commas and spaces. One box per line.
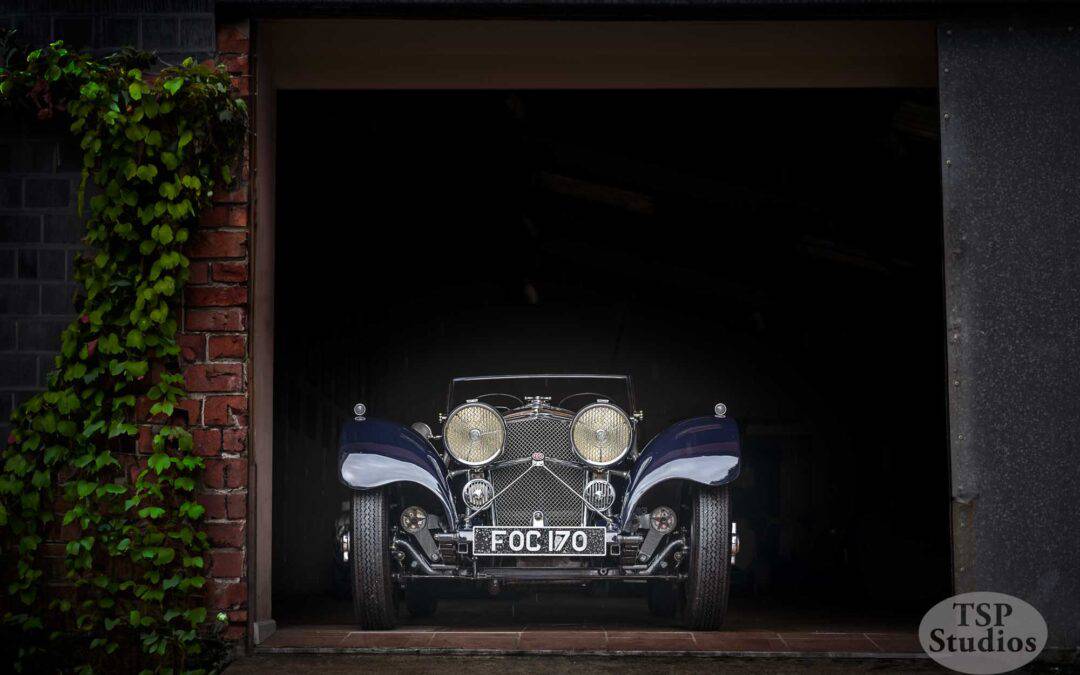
490, 414, 586, 527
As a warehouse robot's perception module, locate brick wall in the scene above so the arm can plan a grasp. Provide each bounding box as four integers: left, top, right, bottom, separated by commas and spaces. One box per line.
0, 5, 254, 647
186, 18, 252, 643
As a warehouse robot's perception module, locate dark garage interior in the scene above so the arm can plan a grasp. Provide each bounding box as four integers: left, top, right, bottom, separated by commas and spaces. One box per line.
271, 89, 950, 627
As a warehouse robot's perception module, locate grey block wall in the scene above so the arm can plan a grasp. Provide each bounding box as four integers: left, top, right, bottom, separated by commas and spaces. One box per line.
0, 1, 214, 62
0, 119, 82, 437
0, 1, 216, 436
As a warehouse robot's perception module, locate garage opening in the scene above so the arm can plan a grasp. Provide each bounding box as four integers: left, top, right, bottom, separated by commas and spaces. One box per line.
270, 88, 949, 631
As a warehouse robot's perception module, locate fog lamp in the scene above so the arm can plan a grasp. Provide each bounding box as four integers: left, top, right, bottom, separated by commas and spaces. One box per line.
401, 506, 427, 533
584, 479, 616, 512
463, 478, 495, 510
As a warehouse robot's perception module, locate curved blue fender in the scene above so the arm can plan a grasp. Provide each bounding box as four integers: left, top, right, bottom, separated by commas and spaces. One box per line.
338, 417, 457, 529
618, 416, 741, 530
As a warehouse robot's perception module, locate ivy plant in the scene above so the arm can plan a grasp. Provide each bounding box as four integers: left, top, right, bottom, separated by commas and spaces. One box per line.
0, 39, 247, 673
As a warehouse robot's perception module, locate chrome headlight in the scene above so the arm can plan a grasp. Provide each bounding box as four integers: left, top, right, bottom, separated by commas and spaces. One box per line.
571, 403, 632, 467
443, 402, 506, 466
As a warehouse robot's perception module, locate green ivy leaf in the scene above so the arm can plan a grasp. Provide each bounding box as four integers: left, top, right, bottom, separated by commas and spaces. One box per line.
147, 453, 171, 475
82, 420, 105, 438
1, 46, 249, 669
184, 607, 207, 626
125, 330, 145, 349
125, 360, 149, 378
4, 454, 28, 475
44, 446, 65, 465
135, 164, 158, 181
141, 98, 160, 118
164, 77, 184, 95
137, 506, 165, 519
125, 125, 147, 142
179, 500, 204, 519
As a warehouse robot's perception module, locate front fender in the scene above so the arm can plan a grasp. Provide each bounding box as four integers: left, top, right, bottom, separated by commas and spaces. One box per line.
338, 417, 457, 529
618, 416, 740, 529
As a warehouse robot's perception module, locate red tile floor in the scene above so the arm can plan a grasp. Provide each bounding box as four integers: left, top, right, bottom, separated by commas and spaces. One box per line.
261, 593, 924, 658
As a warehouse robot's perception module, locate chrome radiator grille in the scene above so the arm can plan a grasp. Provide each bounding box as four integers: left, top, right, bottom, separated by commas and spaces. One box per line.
491, 414, 586, 526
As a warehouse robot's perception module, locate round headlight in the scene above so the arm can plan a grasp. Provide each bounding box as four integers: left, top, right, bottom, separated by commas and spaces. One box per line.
571, 403, 632, 467
443, 402, 505, 466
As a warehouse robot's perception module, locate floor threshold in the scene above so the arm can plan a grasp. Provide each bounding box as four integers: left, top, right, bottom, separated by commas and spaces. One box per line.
254, 646, 928, 659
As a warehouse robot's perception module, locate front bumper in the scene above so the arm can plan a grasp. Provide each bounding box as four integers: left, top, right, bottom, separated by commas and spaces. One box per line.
392, 529, 687, 583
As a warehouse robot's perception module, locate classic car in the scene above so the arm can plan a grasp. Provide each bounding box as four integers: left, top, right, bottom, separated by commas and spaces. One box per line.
336, 374, 740, 629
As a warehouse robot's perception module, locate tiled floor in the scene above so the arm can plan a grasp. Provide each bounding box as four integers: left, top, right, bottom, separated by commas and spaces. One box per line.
260, 625, 921, 655
229, 653, 946, 674
260, 595, 923, 656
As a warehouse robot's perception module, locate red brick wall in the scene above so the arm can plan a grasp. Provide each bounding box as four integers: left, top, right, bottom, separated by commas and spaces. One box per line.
181, 18, 253, 643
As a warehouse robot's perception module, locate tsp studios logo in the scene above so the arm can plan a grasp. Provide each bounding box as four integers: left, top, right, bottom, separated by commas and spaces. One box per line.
919, 592, 1048, 674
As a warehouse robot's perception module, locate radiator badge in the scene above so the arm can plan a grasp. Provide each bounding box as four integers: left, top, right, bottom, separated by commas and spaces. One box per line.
919, 591, 1047, 674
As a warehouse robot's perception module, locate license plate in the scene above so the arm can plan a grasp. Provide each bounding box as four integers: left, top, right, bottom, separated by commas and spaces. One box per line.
473, 526, 606, 556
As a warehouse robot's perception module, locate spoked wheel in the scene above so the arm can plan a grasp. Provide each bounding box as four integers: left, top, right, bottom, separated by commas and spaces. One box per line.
351, 488, 397, 629
682, 485, 732, 630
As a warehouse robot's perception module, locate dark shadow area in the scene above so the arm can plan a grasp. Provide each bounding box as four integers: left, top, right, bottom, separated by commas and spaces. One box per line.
272, 89, 949, 625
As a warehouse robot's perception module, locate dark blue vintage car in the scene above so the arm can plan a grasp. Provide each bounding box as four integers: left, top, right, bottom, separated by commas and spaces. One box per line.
337, 374, 740, 629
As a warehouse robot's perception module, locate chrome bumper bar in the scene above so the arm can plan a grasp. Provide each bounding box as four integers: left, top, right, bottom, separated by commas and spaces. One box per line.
402, 532, 681, 581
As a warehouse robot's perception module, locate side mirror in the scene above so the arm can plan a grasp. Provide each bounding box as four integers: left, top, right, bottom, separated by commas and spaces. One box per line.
411, 422, 434, 439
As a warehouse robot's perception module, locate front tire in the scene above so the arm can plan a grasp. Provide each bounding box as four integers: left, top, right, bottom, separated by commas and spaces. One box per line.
682, 485, 732, 630
351, 489, 397, 629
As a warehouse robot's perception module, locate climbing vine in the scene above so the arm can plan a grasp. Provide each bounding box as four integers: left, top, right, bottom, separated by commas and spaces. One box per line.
0, 39, 246, 672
